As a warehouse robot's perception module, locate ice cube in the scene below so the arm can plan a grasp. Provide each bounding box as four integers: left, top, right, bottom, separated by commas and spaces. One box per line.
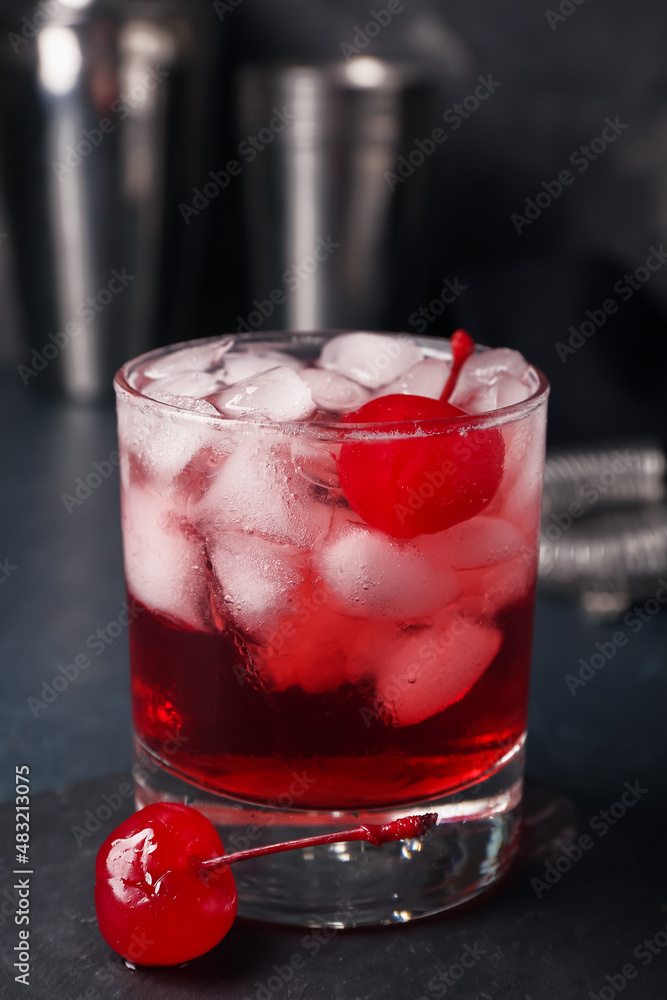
292, 438, 341, 490
146, 370, 224, 401
485, 414, 546, 531
320, 332, 423, 389
121, 487, 211, 629
208, 532, 305, 641
117, 399, 229, 484
249, 595, 351, 694
140, 392, 219, 416
142, 337, 234, 380
210, 367, 315, 422
373, 614, 501, 726
484, 549, 536, 612
450, 348, 532, 413
418, 516, 526, 570
314, 523, 461, 620
459, 347, 531, 383
297, 368, 371, 413
455, 373, 532, 414
459, 548, 536, 618
451, 381, 496, 414
495, 373, 533, 407
327, 502, 368, 533
374, 358, 450, 400
193, 442, 333, 549
217, 348, 304, 386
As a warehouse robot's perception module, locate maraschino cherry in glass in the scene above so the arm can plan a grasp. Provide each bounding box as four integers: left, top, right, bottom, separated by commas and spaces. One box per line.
95, 802, 439, 966
336, 330, 505, 538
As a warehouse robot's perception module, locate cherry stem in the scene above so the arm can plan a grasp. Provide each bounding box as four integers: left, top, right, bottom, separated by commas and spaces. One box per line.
196, 813, 438, 872
440, 329, 475, 403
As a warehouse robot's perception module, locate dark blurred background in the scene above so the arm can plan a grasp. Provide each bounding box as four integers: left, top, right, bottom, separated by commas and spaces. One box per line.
0, 0, 666, 440
1, 0, 666, 805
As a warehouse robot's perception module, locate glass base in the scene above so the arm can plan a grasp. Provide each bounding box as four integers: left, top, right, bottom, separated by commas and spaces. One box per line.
133, 737, 524, 928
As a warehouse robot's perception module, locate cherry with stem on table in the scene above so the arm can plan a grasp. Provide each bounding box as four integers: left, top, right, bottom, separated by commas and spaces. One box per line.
95, 802, 439, 966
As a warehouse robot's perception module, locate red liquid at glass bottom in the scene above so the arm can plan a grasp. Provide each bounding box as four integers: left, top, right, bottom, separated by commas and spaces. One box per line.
129, 589, 534, 810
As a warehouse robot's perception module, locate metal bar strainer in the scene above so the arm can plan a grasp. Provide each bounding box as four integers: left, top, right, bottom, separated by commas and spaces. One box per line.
538, 444, 667, 618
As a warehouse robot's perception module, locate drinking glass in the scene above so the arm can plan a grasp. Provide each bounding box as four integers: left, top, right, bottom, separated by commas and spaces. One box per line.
114, 331, 549, 926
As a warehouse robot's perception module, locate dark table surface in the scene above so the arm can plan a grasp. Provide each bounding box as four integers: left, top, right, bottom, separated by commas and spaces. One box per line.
2, 372, 667, 999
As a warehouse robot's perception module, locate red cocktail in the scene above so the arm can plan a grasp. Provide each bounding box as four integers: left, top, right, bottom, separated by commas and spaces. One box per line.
115, 330, 548, 925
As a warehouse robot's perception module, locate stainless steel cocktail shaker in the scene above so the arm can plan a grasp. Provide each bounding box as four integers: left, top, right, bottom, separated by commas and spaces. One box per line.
0, 0, 222, 401
236, 60, 439, 333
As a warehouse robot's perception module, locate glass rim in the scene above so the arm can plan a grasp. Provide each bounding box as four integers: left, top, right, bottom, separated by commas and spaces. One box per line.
114, 331, 550, 441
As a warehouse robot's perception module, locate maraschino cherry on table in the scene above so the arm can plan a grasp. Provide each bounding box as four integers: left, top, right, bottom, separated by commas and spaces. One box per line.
335, 330, 506, 539
95, 802, 438, 966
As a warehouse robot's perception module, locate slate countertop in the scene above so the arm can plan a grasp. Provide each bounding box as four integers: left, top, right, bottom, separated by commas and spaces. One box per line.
1, 777, 666, 999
